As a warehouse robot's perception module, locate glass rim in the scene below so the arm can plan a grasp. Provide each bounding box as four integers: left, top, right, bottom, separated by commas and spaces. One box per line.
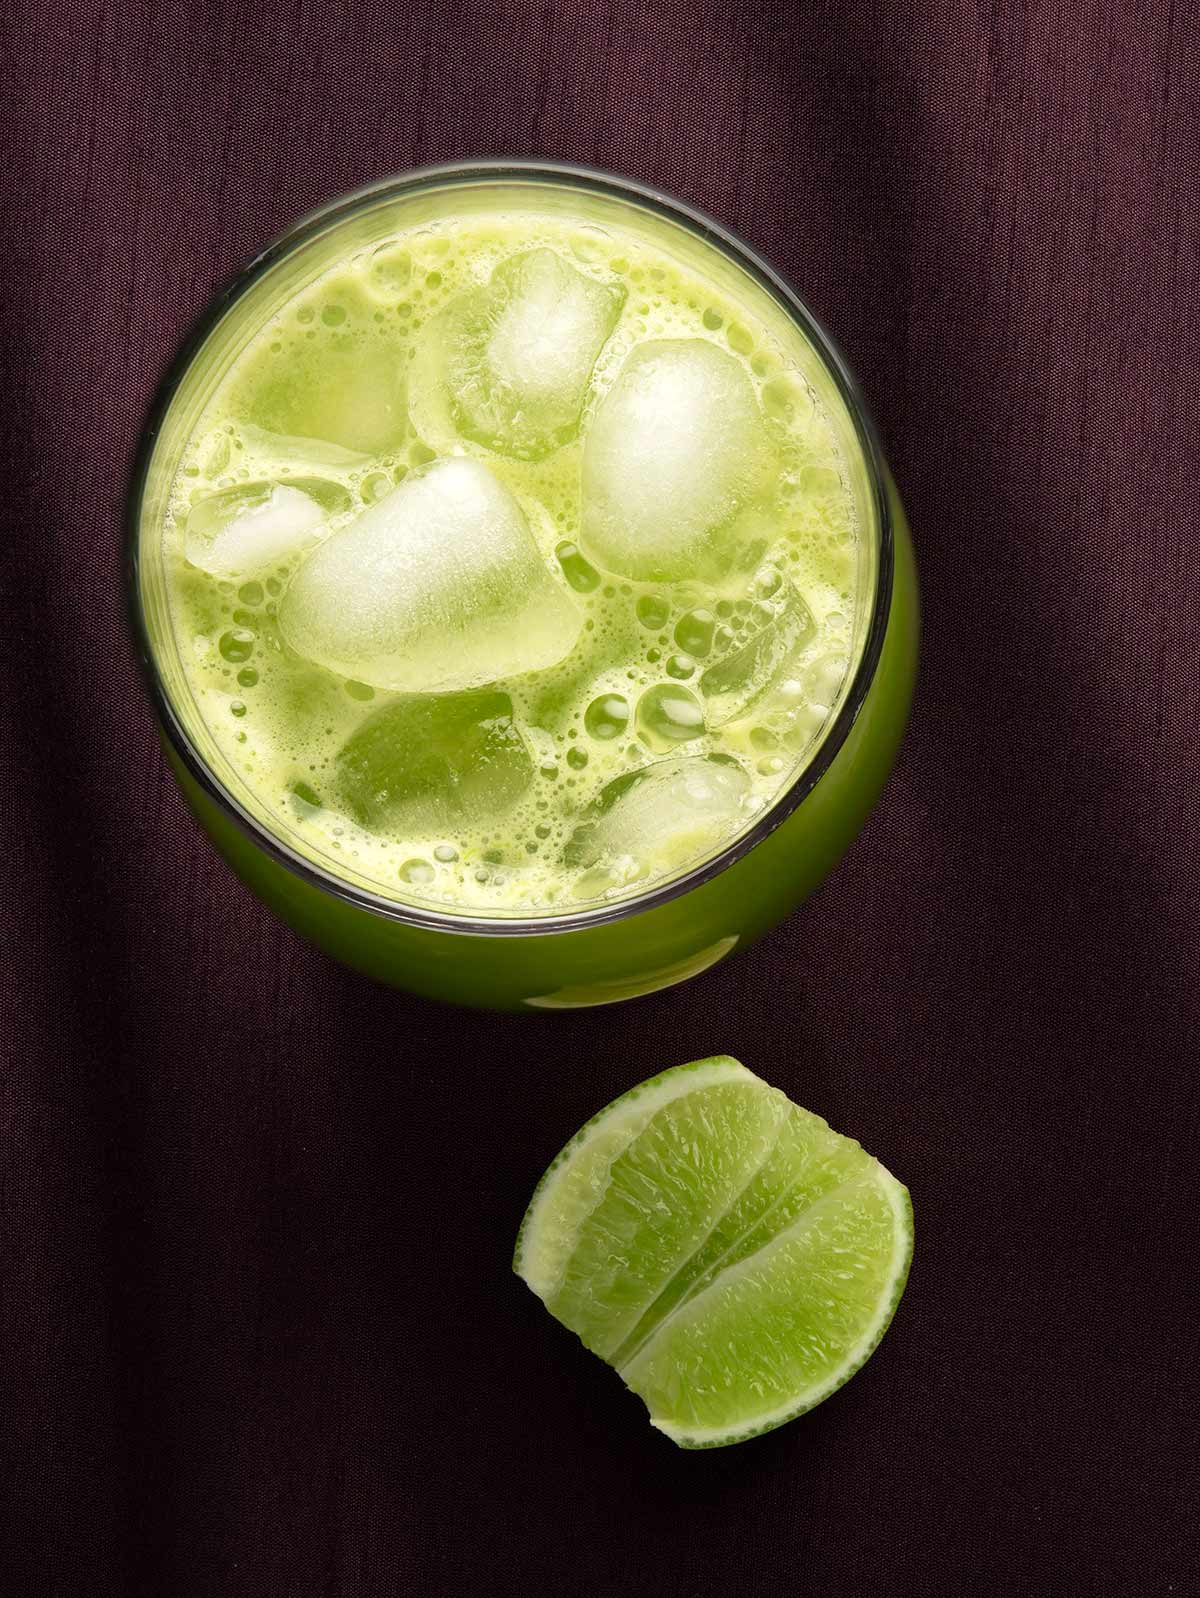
126, 158, 895, 939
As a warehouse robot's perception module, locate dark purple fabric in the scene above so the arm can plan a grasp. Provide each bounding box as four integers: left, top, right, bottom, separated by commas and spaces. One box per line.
2, 4, 1198, 1593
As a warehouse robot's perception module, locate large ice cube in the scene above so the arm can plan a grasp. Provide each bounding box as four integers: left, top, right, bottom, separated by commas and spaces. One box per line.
184, 481, 329, 576
581, 339, 773, 581
335, 689, 533, 828
235, 286, 407, 458
565, 756, 752, 886
440, 249, 624, 459
247, 340, 406, 457
278, 458, 582, 693
700, 575, 816, 726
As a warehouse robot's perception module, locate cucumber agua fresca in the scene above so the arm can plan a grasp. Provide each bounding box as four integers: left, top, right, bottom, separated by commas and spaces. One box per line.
163, 206, 862, 912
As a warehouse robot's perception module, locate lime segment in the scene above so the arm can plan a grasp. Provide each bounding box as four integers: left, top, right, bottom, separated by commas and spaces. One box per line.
514, 1057, 912, 1448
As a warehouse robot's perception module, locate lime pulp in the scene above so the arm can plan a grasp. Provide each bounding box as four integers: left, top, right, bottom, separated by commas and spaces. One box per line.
514, 1056, 912, 1448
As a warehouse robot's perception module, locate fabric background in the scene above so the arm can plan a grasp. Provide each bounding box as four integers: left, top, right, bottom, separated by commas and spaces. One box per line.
2, 4, 1197, 1594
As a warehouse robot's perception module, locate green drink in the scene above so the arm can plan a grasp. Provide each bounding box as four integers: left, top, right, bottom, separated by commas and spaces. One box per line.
130, 165, 917, 1008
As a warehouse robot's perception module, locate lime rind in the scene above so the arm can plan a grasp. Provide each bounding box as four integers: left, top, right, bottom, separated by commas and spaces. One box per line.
634, 1168, 913, 1448
513, 1056, 751, 1300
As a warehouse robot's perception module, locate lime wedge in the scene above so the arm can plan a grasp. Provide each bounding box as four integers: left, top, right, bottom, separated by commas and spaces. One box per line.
514, 1057, 912, 1448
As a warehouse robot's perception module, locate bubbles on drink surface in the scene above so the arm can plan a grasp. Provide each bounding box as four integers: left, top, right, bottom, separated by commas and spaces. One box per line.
556, 541, 601, 593
367, 242, 413, 296
635, 594, 669, 629
163, 207, 862, 912
584, 693, 630, 741
636, 683, 706, 749
674, 608, 716, 658
218, 628, 255, 664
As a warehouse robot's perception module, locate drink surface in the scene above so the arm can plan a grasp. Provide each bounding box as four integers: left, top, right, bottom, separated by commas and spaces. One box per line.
161, 201, 864, 914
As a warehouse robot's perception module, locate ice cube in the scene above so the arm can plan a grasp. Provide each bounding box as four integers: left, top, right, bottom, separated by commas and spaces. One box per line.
235, 286, 407, 457
278, 458, 583, 693
248, 340, 406, 457
440, 249, 624, 459
184, 481, 329, 577
335, 689, 533, 828
700, 577, 816, 726
564, 756, 752, 884
581, 339, 772, 581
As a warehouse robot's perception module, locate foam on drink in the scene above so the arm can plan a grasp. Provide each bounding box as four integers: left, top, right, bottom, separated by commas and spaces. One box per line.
161, 207, 862, 913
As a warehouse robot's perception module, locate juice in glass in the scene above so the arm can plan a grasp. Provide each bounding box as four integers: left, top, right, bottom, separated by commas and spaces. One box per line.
130, 165, 917, 1009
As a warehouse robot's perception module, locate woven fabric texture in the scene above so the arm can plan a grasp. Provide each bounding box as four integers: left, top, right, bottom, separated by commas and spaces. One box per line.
1, 4, 1197, 1593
